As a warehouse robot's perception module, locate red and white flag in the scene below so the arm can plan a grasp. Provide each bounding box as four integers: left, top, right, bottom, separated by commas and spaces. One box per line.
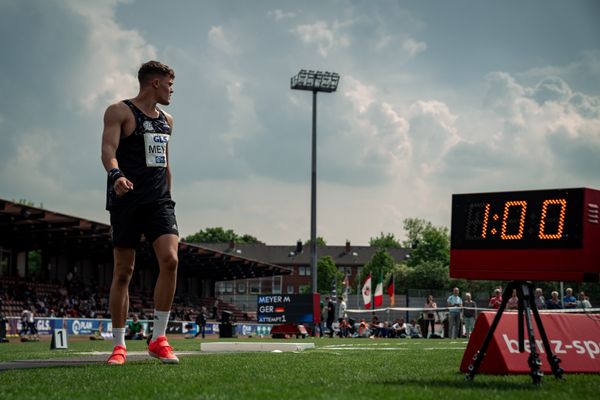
361, 274, 372, 309
374, 274, 383, 308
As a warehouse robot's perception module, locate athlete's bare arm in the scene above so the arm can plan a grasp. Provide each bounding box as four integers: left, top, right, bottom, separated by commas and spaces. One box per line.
101, 103, 134, 196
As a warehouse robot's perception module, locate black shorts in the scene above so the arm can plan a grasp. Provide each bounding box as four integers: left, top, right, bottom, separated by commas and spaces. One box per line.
110, 200, 179, 248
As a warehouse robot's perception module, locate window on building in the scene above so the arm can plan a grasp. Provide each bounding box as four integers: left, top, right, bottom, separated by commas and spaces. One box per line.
272, 276, 282, 294
287, 285, 294, 294
299, 266, 311, 276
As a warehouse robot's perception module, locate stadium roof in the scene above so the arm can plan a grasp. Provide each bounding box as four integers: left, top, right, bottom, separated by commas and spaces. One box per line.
0, 198, 289, 280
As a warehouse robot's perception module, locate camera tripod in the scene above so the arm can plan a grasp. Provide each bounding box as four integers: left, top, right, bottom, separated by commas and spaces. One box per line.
465, 280, 564, 384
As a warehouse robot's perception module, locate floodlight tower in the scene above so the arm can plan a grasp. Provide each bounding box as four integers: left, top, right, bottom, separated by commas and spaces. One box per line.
290, 69, 340, 294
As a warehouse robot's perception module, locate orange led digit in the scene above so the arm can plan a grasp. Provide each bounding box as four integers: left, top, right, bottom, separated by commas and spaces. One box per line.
539, 199, 567, 239
481, 203, 490, 238
500, 201, 527, 240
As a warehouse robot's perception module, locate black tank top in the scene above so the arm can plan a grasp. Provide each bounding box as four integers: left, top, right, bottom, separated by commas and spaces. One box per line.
106, 100, 172, 210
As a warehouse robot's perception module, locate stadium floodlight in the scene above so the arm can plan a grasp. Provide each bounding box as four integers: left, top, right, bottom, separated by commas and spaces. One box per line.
290, 70, 340, 93
290, 69, 340, 297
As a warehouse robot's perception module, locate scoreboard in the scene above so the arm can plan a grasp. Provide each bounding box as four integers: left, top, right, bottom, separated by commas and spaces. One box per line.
450, 188, 600, 282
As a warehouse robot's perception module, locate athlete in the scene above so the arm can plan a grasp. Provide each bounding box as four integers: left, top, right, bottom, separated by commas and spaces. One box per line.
101, 60, 179, 365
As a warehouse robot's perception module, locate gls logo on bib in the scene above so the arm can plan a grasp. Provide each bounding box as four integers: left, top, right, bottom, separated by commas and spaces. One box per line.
144, 133, 169, 167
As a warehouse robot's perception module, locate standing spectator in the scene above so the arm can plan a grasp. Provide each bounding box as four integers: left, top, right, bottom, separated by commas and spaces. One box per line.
212, 299, 219, 320
507, 289, 519, 310
488, 288, 503, 309
462, 292, 477, 339
534, 288, 546, 310
577, 292, 592, 309
337, 296, 347, 322
447, 287, 463, 339
546, 291, 563, 309
326, 296, 335, 338
563, 288, 577, 309
423, 295, 437, 338
315, 301, 326, 337
194, 306, 208, 338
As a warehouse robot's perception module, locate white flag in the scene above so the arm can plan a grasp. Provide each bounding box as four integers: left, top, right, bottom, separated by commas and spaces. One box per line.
362, 274, 372, 309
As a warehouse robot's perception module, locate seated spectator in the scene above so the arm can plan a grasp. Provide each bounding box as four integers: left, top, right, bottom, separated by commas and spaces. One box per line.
507, 289, 519, 310
405, 319, 422, 338
125, 314, 145, 340
338, 319, 350, 338
357, 319, 370, 338
369, 316, 381, 338
546, 291, 563, 309
563, 288, 577, 309
577, 292, 592, 309
391, 318, 407, 338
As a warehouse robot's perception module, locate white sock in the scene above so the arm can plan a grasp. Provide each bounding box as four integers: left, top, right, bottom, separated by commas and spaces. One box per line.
152, 310, 170, 340
112, 328, 126, 348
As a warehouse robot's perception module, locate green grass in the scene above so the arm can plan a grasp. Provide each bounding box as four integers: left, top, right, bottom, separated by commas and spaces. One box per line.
0, 337, 598, 399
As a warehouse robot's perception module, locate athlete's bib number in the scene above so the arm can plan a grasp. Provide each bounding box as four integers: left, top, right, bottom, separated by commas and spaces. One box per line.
144, 133, 169, 167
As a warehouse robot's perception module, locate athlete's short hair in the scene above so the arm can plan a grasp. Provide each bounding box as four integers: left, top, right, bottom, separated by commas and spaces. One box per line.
138, 60, 175, 85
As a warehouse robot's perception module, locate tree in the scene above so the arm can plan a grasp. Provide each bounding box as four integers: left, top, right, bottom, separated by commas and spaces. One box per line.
406, 261, 450, 291
184, 227, 264, 244
317, 256, 343, 295
369, 232, 402, 249
405, 222, 450, 268
238, 234, 264, 244
304, 236, 327, 247
401, 218, 433, 248
357, 248, 397, 288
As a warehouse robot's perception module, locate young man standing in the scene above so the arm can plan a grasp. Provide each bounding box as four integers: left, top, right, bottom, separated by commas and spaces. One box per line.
101, 60, 179, 365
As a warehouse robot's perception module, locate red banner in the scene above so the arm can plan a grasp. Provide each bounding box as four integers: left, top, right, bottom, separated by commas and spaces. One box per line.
461, 312, 600, 374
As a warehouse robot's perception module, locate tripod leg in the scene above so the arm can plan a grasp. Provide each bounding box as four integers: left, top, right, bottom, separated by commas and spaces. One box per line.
521, 284, 544, 385
518, 289, 524, 352
466, 283, 514, 381
527, 284, 564, 379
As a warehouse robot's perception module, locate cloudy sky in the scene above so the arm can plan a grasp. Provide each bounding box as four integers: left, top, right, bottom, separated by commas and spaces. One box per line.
1, 0, 599, 245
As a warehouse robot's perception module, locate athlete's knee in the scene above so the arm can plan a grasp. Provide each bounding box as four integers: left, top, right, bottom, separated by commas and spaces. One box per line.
158, 252, 178, 273
113, 262, 134, 285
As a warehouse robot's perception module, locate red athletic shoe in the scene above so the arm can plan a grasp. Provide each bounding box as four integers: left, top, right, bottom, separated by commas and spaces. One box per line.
107, 345, 126, 365
148, 336, 179, 364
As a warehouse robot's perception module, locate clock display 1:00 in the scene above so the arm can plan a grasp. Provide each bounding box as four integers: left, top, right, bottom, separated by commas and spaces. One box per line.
466, 199, 567, 240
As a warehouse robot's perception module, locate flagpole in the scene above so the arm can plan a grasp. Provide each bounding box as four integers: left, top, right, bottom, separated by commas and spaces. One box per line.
356, 277, 359, 309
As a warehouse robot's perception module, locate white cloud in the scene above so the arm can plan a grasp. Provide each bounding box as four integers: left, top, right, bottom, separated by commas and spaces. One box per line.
267, 9, 297, 21
530, 76, 572, 104
291, 20, 351, 57
208, 25, 239, 56
343, 76, 377, 113
439, 71, 600, 190
63, 0, 156, 111
402, 37, 427, 57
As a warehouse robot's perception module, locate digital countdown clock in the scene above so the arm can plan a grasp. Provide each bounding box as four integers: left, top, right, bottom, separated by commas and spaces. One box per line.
450, 188, 600, 282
